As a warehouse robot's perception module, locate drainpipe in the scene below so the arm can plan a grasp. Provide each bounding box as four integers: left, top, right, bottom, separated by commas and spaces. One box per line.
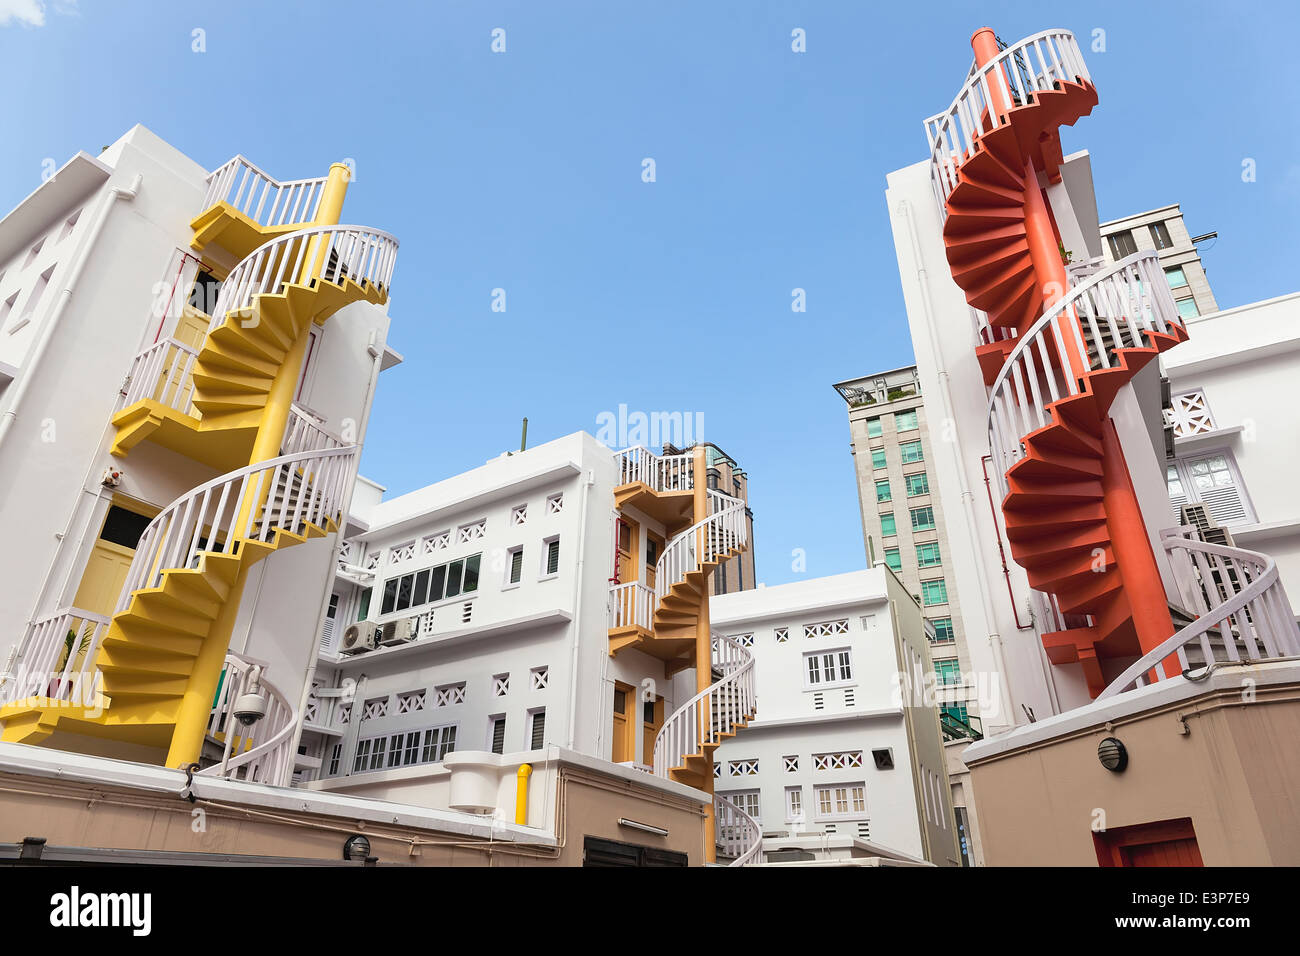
515, 763, 533, 825
564, 466, 595, 749
6, 174, 142, 651
897, 199, 1018, 730
979, 455, 1033, 631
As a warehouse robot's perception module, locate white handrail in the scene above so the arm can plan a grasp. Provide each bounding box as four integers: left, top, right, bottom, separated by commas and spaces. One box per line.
924, 30, 1090, 209
653, 491, 749, 607
118, 445, 358, 613
119, 336, 200, 415
608, 581, 655, 632
613, 445, 694, 493
201, 155, 328, 230
1, 607, 111, 706
714, 792, 762, 866
197, 652, 297, 786
984, 252, 1184, 500
653, 632, 757, 779
210, 223, 399, 333
1099, 531, 1300, 699
281, 403, 346, 456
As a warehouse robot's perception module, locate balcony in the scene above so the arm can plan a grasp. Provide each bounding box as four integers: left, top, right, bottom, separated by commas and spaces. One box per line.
612, 446, 695, 528
608, 581, 655, 655
190, 156, 332, 262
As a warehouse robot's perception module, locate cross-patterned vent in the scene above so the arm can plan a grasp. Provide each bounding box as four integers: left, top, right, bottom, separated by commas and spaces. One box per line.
493, 673, 510, 696
458, 520, 487, 543
813, 751, 864, 771
397, 690, 425, 714
362, 697, 388, 720
434, 683, 466, 707
531, 666, 549, 690
774, 627, 789, 643
783, 755, 799, 773
547, 493, 564, 514
511, 504, 528, 526
804, 619, 849, 639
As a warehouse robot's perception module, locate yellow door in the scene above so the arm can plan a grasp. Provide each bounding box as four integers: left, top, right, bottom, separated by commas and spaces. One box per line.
645, 532, 665, 590
611, 682, 635, 763
72, 539, 134, 618
616, 519, 639, 586
642, 694, 664, 766
150, 306, 209, 407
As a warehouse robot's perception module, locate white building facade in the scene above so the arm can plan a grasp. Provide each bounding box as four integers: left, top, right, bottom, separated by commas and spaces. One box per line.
710, 570, 959, 865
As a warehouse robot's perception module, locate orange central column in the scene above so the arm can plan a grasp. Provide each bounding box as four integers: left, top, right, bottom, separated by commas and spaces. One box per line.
692, 445, 716, 863
1100, 421, 1178, 672
971, 27, 1014, 116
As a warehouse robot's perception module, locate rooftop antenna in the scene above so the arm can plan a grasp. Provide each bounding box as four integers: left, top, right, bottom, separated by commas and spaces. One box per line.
520, 417, 528, 453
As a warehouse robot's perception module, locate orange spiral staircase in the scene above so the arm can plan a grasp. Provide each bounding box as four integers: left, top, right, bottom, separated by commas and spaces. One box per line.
930, 29, 1188, 695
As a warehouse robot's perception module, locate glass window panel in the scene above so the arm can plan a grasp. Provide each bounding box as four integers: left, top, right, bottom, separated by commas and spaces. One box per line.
463, 553, 481, 593
445, 559, 464, 598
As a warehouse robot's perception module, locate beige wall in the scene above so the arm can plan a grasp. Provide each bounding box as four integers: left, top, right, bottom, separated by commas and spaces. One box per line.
966, 677, 1300, 865
0, 761, 708, 866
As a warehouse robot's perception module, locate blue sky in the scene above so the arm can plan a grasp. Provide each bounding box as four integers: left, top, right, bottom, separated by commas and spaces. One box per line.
3, 0, 1298, 586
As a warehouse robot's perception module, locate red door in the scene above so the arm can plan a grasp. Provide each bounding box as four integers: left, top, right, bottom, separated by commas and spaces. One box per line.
1094, 818, 1204, 867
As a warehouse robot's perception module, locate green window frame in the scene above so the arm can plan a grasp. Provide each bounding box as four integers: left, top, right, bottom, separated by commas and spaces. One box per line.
917, 542, 941, 567
941, 702, 970, 725
895, 410, 918, 432
900, 440, 924, 464
935, 659, 962, 686
929, 617, 954, 642
875, 479, 891, 503
866, 418, 882, 438
871, 448, 887, 470
921, 578, 948, 606
910, 506, 935, 531
884, 547, 902, 572
879, 512, 896, 536
905, 472, 929, 496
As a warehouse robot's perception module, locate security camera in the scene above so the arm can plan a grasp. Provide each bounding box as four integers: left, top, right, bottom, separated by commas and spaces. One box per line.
233, 665, 268, 726
233, 690, 267, 726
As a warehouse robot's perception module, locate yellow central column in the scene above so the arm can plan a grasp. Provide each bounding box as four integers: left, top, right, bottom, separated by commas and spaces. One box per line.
692, 445, 717, 863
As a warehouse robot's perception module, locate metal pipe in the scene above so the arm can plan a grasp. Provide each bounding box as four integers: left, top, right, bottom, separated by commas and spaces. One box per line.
980, 455, 1034, 631
515, 763, 533, 825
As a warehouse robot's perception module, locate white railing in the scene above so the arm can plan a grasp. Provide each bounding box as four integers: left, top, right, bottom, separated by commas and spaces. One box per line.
119, 336, 200, 416
986, 252, 1184, 499
0, 608, 111, 706
282, 404, 345, 456
608, 582, 655, 632
653, 632, 756, 777
1099, 531, 1300, 699
201, 156, 329, 230
925, 29, 1090, 209
197, 652, 296, 787
654, 490, 749, 608
118, 445, 358, 613
613, 446, 694, 493
209, 224, 399, 333
714, 792, 762, 867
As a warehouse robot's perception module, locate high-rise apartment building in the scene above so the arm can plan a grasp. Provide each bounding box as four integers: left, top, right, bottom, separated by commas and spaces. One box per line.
833, 365, 977, 730
1100, 204, 1218, 318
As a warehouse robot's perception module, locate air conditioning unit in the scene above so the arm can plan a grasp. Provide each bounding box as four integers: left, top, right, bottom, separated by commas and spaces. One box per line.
378, 616, 418, 646
1180, 503, 1234, 547
340, 621, 380, 655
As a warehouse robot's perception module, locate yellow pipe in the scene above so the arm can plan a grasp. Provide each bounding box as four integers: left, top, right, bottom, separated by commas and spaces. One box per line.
515, 763, 533, 825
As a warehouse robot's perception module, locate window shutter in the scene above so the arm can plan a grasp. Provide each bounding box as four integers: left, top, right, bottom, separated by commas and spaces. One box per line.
491, 718, 506, 754
510, 549, 524, 583
530, 711, 546, 749
546, 539, 561, 575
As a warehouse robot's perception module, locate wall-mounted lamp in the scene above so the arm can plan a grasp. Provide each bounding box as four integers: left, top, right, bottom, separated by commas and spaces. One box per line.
1097, 736, 1128, 773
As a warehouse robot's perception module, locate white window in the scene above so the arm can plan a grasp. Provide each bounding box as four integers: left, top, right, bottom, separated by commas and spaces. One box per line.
506, 546, 524, 586
728, 759, 759, 776
785, 787, 804, 823
1166, 390, 1215, 437
397, 689, 426, 714
812, 751, 864, 771
528, 709, 546, 750
725, 789, 760, 820
423, 530, 450, 553
1167, 451, 1254, 525
390, 540, 417, 563
361, 696, 388, 720
541, 537, 561, 577
814, 782, 867, 820
804, 648, 853, 689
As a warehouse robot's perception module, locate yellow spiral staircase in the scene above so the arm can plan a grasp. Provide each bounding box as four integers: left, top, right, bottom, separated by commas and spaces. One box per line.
0, 158, 398, 771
